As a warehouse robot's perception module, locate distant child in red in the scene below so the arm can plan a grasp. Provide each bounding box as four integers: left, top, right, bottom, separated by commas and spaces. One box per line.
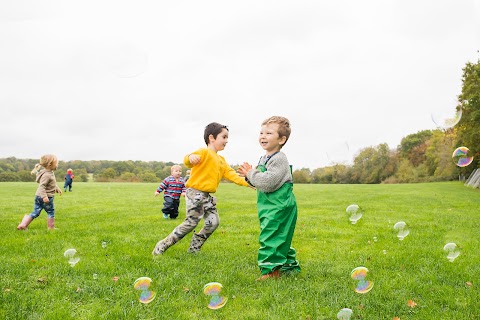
64, 168, 74, 192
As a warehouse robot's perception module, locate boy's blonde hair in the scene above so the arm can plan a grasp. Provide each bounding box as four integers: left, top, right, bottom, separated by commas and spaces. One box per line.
170, 164, 182, 173
31, 154, 58, 174
262, 116, 291, 146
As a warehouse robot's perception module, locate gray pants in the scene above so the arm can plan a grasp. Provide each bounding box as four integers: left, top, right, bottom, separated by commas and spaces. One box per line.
171, 188, 219, 241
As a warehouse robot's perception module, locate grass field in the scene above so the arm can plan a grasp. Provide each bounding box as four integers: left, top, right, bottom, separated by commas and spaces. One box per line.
1, 181, 480, 319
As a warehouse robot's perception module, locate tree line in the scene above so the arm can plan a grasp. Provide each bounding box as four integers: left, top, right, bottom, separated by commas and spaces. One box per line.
1, 60, 478, 184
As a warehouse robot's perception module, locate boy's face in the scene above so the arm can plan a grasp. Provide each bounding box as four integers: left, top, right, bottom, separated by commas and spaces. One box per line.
171, 167, 182, 179
209, 128, 229, 152
259, 123, 286, 155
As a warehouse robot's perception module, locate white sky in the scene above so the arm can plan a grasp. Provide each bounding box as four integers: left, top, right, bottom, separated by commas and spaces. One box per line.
1, 0, 479, 169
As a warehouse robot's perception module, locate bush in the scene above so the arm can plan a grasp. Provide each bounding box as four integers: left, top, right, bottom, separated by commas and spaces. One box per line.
0, 172, 19, 182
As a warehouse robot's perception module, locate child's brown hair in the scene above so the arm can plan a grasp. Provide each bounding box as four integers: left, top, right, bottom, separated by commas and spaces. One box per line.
31, 154, 58, 174
262, 116, 291, 147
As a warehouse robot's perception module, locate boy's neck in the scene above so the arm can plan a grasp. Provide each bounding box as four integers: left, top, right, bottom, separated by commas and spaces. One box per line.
207, 144, 218, 153
266, 149, 281, 156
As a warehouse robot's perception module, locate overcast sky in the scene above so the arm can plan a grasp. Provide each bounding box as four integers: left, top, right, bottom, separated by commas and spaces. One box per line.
1, 1, 479, 169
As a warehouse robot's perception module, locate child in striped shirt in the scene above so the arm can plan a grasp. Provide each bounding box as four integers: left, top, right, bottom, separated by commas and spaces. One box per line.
155, 165, 186, 219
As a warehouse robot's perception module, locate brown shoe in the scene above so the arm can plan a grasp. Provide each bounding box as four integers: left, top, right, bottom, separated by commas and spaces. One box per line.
256, 269, 281, 281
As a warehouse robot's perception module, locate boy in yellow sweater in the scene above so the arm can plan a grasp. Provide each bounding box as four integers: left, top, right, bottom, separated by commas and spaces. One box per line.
152, 122, 250, 255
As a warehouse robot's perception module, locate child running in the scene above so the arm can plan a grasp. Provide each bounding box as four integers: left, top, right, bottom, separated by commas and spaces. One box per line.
155, 164, 186, 219
64, 168, 74, 192
152, 122, 250, 255
238, 116, 301, 280
17, 154, 62, 230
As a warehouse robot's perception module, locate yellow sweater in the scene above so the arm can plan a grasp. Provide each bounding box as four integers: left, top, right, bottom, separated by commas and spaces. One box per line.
184, 148, 249, 193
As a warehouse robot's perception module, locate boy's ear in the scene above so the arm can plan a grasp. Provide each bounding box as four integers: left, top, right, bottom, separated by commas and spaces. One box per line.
279, 135, 287, 146
208, 134, 215, 143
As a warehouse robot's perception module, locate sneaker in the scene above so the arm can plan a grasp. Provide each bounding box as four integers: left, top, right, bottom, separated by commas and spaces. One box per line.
256, 269, 281, 281
163, 213, 169, 219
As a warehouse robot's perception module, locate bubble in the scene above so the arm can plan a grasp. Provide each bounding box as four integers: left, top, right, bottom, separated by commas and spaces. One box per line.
431, 107, 462, 130
63, 249, 80, 267
373, 236, 378, 242
133, 277, 156, 304
337, 308, 353, 320
394, 221, 410, 240
452, 147, 474, 167
346, 204, 363, 224
102, 43, 148, 78
444, 243, 461, 262
350, 267, 374, 293
101, 241, 107, 248
93, 273, 98, 279
203, 282, 228, 310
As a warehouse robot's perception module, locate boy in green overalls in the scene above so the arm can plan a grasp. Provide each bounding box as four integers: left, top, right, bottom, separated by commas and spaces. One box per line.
238, 116, 300, 281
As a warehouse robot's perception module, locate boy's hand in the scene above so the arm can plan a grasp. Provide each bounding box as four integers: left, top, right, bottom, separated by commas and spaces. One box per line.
237, 162, 253, 177
43, 197, 50, 203
189, 154, 201, 165
154, 191, 160, 196
181, 192, 186, 197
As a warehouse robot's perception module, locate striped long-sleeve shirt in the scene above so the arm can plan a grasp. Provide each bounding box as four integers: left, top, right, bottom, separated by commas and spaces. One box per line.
156, 176, 186, 199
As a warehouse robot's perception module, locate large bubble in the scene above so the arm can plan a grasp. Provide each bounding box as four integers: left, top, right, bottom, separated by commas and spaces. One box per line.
350, 267, 374, 293
133, 277, 156, 304
64, 249, 80, 267
431, 108, 462, 130
102, 43, 148, 78
443, 243, 461, 262
452, 147, 474, 167
203, 282, 228, 309
394, 221, 410, 241
346, 204, 363, 224
337, 308, 353, 320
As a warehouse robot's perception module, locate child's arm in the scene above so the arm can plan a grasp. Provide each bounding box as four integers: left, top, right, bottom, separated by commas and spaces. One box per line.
181, 181, 186, 196
184, 149, 203, 167
245, 156, 291, 193
223, 164, 249, 187
154, 180, 167, 196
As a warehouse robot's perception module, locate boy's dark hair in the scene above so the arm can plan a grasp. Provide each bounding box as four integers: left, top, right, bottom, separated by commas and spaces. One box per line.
204, 122, 229, 145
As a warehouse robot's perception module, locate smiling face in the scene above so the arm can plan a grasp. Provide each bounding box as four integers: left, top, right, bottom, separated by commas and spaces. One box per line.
208, 128, 229, 152
259, 123, 287, 155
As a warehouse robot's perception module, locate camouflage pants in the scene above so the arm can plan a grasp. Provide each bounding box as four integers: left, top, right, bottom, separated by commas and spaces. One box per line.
170, 188, 219, 242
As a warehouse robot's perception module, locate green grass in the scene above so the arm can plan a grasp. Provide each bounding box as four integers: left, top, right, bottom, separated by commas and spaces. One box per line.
1, 181, 480, 319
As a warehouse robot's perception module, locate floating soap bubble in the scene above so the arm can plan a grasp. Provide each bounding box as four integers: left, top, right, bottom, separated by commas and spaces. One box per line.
133, 277, 156, 304
203, 282, 228, 310
101, 241, 107, 248
102, 43, 148, 78
337, 308, 353, 320
444, 243, 461, 262
394, 221, 410, 240
431, 107, 462, 130
452, 147, 474, 167
351, 267, 373, 293
346, 204, 363, 224
64, 249, 80, 267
